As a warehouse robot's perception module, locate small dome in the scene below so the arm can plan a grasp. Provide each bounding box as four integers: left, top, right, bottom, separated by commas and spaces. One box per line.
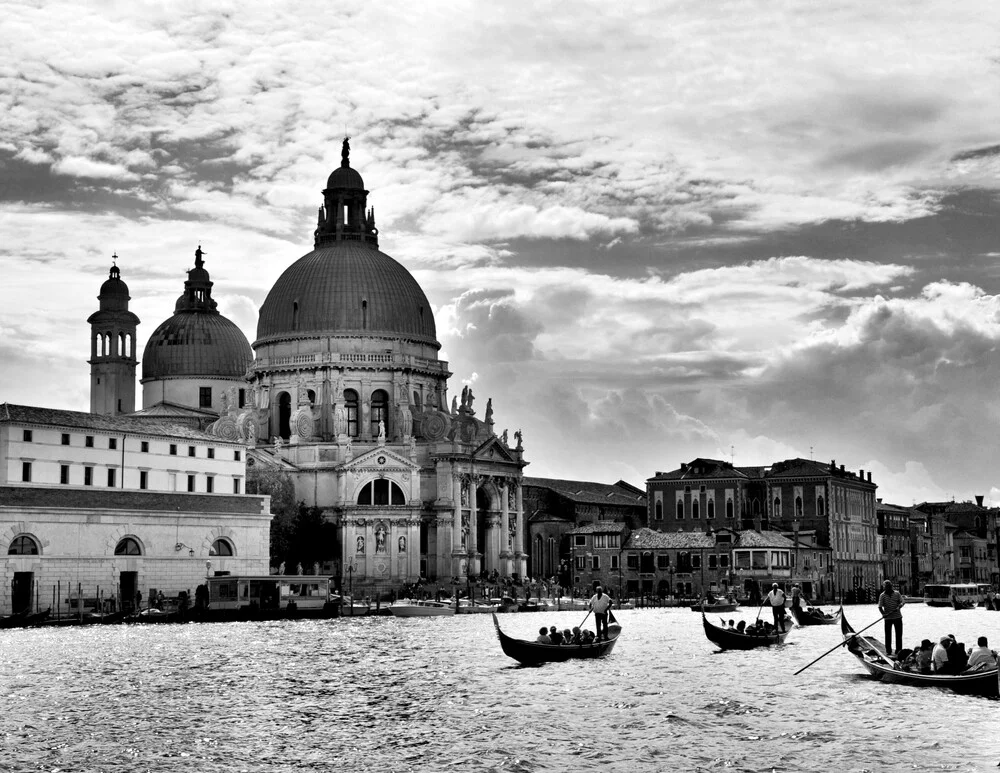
256, 241, 437, 345
100, 275, 129, 297
327, 165, 365, 190
142, 313, 253, 380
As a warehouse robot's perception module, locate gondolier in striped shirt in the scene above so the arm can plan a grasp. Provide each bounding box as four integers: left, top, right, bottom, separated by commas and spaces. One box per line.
877, 580, 905, 657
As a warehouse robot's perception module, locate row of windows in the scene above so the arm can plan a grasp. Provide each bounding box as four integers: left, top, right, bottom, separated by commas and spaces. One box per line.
20, 430, 239, 461
199, 386, 246, 409
572, 534, 621, 548
20, 462, 241, 493
654, 493, 828, 520
8, 535, 235, 557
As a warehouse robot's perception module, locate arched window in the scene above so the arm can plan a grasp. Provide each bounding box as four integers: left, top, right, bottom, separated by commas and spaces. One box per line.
126, 334, 132, 357
119, 332, 126, 357
278, 391, 292, 439
795, 496, 803, 518
344, 389, 359, 437
817, 496, 825, 517
655, 501, 663, 520
412, 391, 422, 410
291, 301, 299, 331
692, 500, 700, 519
370, 389, 388, 437
307, 389, 316, 405
726, 498, 734, 519
676, 501, 684, 519
707, 499, 715, 519
211, 538, 234, 556
773, 497, 781, 518
114, 537, 142, 555
357, 479, 406, 505
8, 535, 39, 555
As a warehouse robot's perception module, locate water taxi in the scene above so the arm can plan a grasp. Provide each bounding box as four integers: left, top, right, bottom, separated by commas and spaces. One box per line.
388, 599, 456, 617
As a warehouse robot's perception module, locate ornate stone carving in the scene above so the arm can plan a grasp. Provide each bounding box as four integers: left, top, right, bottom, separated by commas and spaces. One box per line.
421, 410, 449, 441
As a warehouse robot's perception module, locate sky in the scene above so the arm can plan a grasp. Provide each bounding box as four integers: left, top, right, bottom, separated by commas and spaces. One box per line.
2, 1, 1000, 507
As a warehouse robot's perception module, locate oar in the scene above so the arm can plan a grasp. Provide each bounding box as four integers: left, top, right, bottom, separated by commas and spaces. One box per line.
579, 609, 592, 629
793, 611, 886, 675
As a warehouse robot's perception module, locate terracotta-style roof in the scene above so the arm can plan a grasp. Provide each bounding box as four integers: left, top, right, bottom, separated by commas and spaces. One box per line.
625, 528, 715, 549
735, 530, 796, 548
522, 477, 646, 507
567, 520, 628, 536
0, 403, 233, 443
0, 486, 268, 515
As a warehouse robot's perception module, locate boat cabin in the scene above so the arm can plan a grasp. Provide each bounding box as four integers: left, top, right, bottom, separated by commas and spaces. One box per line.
207, 575, 332, 611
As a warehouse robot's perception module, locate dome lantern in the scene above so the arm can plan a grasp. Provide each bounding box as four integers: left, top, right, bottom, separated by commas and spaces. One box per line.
314, 137, 379, 249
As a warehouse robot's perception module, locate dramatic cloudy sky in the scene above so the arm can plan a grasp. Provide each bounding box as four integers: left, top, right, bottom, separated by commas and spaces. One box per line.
3, 1, 1000, 506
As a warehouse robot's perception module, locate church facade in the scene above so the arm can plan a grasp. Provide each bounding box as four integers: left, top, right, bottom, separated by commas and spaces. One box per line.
233, 140, 529, 588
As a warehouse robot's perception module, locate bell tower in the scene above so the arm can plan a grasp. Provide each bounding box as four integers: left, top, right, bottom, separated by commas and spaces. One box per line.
88, 256, 140, 415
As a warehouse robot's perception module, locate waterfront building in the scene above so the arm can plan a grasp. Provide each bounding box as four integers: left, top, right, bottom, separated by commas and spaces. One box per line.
915, 498, 998, 587
0, 403, 270, 615
523, 477, 646, 585
908, 509, 933, 593
876, 500, 914, 594
567, 520, 628, 597
647, 456, 880, 601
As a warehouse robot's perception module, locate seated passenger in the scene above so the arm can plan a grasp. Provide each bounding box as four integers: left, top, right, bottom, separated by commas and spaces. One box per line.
536, 626, 552, 644
736, 620, 747, 633
967, 636, 997, 670
582, 629, 596, 644
728, 619, 736, 629
931, 636, 952, 672
571, 626, 583, 644
548, 626, 564, 645
949, 640, 969, 673
562, 628, 573, 644
915, 639, 933, 673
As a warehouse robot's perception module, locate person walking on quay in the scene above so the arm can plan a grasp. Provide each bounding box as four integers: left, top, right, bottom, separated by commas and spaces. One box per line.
764, 583, 787, 632
589, 586, 613, 642
878, 580, 905, 657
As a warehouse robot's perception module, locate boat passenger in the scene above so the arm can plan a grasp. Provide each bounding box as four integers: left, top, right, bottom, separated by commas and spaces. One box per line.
949, 640, 969, 672
913, 639, 933, 673
562, 628, 573, 645
571, 626, 583, 645
967, 636, 998, 670
548, 626, 564, 645
931, 636, 952, 672
537, 627, 552, 644
736, 620, 746, 633
728, 619, 736, 629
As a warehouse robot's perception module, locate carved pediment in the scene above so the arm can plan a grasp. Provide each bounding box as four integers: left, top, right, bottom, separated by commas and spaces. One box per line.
344, 446, 419, 474
473, 437, 518, 464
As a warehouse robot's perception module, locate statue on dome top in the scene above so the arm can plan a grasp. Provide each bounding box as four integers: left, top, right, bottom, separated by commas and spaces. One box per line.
194, 245, 205, 266
341, 136, 350, 166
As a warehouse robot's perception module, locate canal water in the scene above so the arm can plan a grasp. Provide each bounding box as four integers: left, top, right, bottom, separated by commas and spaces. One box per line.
1, 604, 997, 772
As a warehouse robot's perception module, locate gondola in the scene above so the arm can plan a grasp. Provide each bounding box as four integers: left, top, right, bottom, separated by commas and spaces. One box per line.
950, 597, 976, 610
0, 608, 50, 629
492, 611, 621, 665
840, 610, 999, 697
788, 605, 841, 626
701, 608, 790, 650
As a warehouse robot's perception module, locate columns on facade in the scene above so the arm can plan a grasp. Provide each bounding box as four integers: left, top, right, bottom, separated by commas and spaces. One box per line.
500, 480, 511, 575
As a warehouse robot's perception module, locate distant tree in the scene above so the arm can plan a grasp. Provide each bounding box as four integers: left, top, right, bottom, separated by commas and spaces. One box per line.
246, 464, 297, 568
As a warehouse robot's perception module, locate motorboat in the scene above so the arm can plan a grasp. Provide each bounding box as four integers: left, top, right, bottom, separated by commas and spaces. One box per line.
388, 599, 456, 617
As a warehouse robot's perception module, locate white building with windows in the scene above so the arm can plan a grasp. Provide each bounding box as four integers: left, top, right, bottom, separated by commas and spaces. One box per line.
0, 403, 270, 616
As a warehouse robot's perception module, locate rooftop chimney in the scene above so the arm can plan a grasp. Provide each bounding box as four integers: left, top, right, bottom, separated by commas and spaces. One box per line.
867, 472, 872, 483
831, 459, 836, 470
976, 495, 984, 507
680, 463, 688, 472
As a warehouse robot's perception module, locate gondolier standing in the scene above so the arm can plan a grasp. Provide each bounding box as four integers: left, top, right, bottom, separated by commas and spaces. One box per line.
877, 580, 905, 657
589, 586, 613, 642
765, 583, 787, 632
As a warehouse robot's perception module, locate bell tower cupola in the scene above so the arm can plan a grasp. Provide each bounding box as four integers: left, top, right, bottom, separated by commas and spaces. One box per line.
87, 255, 140, 415
314, 136, 379, 249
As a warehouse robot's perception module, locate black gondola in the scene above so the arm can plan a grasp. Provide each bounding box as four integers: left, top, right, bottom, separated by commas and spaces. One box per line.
788, 605, 841, 626
841, 609, 999, 697
701, 608, 790, 650
492, 611, 621, 665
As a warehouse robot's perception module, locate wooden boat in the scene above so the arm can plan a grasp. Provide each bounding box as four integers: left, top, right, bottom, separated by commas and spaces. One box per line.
0, 608, 51, 628
702, 609, 790, 649
492, 610, 621, 665
951, 597, 976, 610
690, 597, 739, 613
789, 605, 841, 626
841, 610, 999, 697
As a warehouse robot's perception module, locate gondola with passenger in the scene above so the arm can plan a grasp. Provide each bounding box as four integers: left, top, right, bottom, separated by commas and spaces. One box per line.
788, 605, 841, 626
840, 609, 999, 697
701, 607, 790, 650
492, 611, 621, 665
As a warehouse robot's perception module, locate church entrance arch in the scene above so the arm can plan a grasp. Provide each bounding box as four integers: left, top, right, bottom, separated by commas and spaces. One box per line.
277, 391, 291, 439
476, 486, 494, 576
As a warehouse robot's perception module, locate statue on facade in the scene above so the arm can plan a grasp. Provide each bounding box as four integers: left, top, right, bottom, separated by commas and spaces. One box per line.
377, 419, 386, 442
278, 561, 285, 575
375, 525, 387, 553
273, 436, 283, 452
461, 385, 469, 410
398, 535, 406, 553
460, 484, 469, 508
501, 429, 508, 446
514, 429, 523, 450
461, 514, 470, 549
451, 396, 458, 415
294, 563, 302, 575
466, 388, 475, 413
356, 535, 365, 554
397, 402, 412, 438
485, 398, 493, 428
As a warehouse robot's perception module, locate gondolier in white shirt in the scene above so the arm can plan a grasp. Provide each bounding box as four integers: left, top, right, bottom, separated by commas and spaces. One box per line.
764, 583, 787, 633
589, 586, 613, 642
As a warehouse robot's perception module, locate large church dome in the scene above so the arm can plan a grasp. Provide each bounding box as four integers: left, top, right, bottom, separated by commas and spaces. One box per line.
256, 242, 437, 345
254, 137, 438, 348
141, 247, 253, 381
